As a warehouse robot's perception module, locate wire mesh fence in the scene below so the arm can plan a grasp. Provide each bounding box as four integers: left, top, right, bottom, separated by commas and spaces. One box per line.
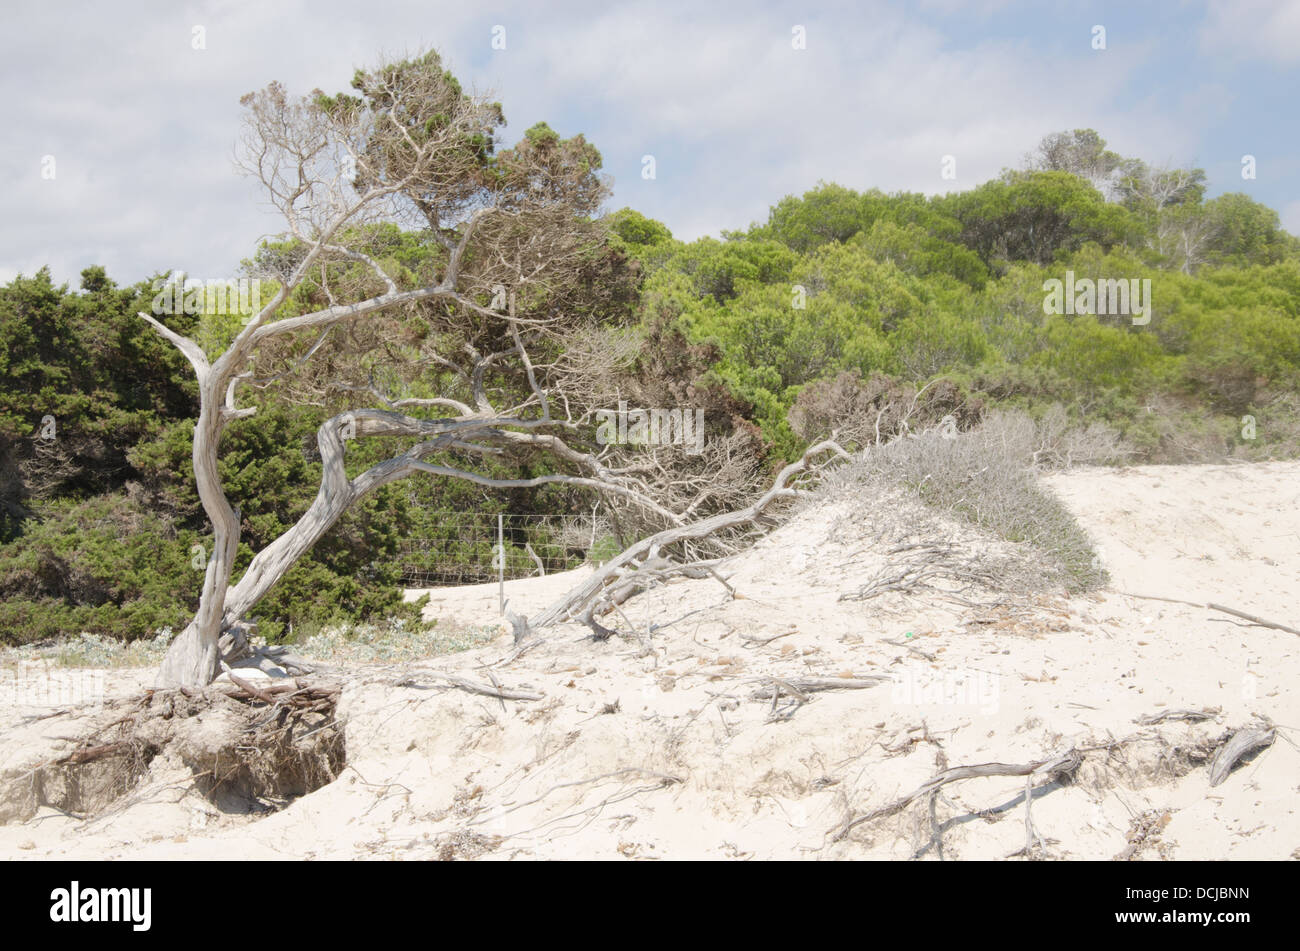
397, 512, 615, 588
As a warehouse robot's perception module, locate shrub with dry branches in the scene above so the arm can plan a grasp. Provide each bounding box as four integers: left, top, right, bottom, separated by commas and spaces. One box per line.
824, 410, 1109, 592
789, 371, 985, 448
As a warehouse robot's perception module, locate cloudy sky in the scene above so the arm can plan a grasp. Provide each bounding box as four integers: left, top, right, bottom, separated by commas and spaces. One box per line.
2, 0, 1297, 286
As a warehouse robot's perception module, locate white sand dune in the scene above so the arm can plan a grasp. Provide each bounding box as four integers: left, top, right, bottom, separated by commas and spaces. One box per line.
2, 460, 1297, 860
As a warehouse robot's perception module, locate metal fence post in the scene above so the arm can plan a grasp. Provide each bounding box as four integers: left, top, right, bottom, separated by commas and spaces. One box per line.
497, 513, 505, 615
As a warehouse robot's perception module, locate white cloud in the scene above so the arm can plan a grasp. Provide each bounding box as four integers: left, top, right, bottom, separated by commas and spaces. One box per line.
1199, 0, 1300, 65
498, 7, 1180, 239
0, 0, 1288, 285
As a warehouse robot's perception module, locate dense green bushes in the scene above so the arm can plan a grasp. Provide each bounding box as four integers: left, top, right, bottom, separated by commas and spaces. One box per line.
0, 267, 195, 541
0, 494, 200, 645
619, 141, 1299, 465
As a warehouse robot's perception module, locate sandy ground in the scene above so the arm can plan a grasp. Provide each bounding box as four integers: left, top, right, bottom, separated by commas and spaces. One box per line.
2, 460, 1298, 860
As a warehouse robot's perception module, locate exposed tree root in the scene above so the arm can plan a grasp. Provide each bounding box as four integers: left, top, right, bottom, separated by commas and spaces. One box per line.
0, 681, 345, 824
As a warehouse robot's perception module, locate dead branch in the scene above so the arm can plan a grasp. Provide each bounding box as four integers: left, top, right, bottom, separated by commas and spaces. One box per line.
740, 628, 797, 648
1114, 591, 1300, 636
504, 605, 534, 647
749, 674, 891, 722
394, 673, 544, 702
1110, 589, 1203, 608
1006, 771, 1052, 860
882, 636, 938, 661
834, 749, 1082, 841
1206, 603, 1300, 637
578, 556, 732, 638
523, 543, 546, 577
530, 440, 850, 630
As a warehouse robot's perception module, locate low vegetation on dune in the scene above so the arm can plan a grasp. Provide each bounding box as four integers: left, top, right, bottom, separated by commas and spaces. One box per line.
827, 410, 1112, 593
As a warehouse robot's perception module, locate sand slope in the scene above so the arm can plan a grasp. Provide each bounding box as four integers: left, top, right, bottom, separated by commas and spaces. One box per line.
2, 461, 1297, 860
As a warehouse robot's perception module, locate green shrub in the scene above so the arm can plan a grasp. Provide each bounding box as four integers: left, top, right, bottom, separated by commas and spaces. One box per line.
0, 494, 201, 646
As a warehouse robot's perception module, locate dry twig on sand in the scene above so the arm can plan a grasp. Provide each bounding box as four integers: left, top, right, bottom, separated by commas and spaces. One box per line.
1206, 603, 1300, 637
393, 672, 544, 702
1135, 707, 1220, 726
749, 674, 891, 722
748, 675, 891, 701
1113, 590, 1300, 637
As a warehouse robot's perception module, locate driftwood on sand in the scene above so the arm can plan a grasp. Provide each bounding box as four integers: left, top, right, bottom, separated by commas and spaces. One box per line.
1208, 726, 1276, 787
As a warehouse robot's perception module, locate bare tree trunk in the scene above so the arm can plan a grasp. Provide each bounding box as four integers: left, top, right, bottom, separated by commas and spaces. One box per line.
156, 379, 241, 688
157, 411, 381, 687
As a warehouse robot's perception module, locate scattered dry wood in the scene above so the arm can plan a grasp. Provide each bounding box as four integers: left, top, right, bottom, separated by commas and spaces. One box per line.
1114, 809, 1173, 861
